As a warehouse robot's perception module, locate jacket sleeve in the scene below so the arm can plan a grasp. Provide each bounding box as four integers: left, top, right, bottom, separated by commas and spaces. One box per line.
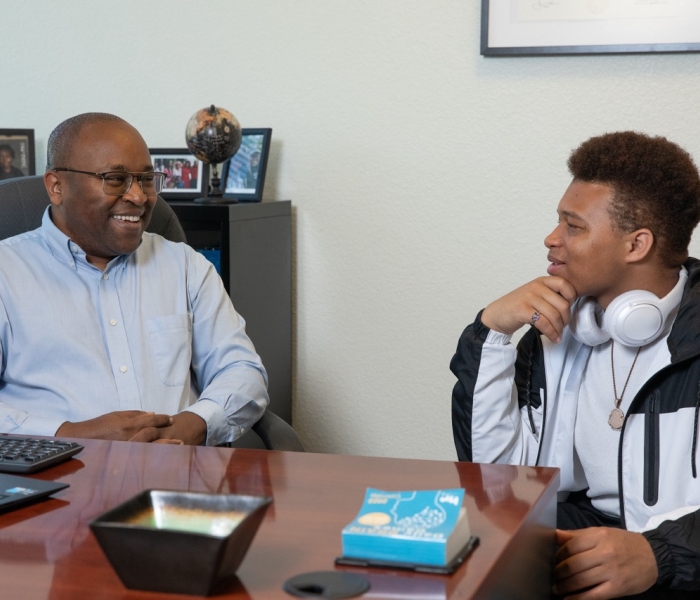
451, 311, 543, 465
643, 508, 700, 590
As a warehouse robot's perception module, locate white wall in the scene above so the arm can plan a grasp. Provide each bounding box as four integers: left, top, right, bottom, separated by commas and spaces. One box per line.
3, 1, 700, 460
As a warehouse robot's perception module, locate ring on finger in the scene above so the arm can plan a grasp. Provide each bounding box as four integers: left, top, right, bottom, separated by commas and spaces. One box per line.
531, 311, 540, 326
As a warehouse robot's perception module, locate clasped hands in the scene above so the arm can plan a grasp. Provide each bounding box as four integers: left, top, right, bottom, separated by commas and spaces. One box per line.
56, 410, 207, 445
481, 276, 578, 344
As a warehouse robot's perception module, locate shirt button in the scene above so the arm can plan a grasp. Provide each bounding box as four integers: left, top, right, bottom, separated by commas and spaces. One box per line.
110, 319, 117, 326
103, 274, 109, 280
69, 262, 75, 267
120, 366, 127, 373
70, 244, 79, 252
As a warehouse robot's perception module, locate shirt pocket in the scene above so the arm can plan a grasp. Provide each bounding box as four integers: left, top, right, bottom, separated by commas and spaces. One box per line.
146, 314, 193, 386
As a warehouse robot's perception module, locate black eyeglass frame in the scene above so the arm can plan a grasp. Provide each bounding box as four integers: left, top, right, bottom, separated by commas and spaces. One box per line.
52, 168, 167, 196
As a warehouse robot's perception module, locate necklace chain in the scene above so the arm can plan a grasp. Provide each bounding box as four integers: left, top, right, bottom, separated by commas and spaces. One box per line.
610, 340, 642, 409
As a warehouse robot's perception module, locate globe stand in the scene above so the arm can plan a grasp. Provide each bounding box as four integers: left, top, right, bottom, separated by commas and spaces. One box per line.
194, 163, 238, 204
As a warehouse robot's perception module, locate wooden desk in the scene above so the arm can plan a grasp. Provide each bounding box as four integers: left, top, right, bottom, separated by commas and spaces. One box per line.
0, 440, 559, 599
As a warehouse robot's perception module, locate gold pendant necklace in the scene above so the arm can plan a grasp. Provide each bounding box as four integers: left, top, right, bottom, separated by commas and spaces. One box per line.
609, 340, 642, 431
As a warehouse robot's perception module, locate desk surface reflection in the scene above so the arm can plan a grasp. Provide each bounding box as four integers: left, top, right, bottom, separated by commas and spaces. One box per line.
0, 439, 559, 599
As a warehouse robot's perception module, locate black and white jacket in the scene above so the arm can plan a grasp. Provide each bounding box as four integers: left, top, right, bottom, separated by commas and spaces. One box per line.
451, 258, 700, 590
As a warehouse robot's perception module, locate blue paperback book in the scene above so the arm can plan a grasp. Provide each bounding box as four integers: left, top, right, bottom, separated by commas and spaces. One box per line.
341, 488, 470, 567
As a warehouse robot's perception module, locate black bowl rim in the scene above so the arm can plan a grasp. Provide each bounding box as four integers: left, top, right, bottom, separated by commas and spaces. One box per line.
89, 489, 273, 539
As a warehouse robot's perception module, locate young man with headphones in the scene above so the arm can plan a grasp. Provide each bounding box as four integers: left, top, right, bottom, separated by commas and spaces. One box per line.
451, 131, 700, 599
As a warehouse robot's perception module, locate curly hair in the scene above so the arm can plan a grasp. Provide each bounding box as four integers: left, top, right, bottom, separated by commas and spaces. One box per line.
46, 113, 127, 171
568, 131, 700, 266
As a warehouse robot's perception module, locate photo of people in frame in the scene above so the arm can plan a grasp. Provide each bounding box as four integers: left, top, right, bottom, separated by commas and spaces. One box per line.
0, 130, 35, 181
223, 134, 265, 194
149, 149, 206, 200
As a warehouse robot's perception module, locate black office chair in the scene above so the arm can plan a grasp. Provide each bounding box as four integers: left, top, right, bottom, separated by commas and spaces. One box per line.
0, 175, 304, 452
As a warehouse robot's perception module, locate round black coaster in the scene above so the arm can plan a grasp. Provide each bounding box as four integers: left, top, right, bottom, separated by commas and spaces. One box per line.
283, 571, 370, 599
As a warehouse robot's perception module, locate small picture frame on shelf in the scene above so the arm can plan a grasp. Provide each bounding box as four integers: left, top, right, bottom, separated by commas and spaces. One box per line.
149, 148, 208, 200
219, 128, 272, 202
0, 129, 35, 181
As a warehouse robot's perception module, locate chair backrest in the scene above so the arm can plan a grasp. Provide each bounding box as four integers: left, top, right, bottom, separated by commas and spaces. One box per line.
0, 175, 186, 243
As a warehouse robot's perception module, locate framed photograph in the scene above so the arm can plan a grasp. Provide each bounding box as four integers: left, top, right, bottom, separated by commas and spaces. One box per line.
0, 129, 35, 181
482, 0, 700, 56
149, 148, 208, 200
219, 128, 272, 202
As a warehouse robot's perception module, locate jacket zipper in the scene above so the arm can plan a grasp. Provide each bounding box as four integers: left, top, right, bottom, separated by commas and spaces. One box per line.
618, 355, 700, 528
692, 382, 700, 478
643, 391, 660, 506
533, 333, 547, 467
525, 334, 537, 435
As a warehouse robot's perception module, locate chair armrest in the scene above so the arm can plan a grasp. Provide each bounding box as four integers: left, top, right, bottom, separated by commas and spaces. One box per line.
252, 411, 305, 452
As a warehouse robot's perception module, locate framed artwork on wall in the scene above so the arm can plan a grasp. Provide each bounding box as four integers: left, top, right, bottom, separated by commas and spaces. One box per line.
0, 129, 35, 180
482, 0, 700, 56
218, 128, 272, 202
149, 148, 208, 200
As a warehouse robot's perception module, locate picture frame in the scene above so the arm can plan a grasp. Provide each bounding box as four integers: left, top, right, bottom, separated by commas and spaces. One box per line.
481, 0, 700, 57
0, 129, 35, 181
149, 148, 208, 200
218, 128, 272, 202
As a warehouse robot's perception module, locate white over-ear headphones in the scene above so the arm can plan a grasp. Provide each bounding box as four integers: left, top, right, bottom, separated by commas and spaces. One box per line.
569, 267, 688, 347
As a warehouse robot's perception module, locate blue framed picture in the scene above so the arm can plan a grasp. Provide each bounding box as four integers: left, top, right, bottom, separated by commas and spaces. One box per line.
219, 128, 272, 202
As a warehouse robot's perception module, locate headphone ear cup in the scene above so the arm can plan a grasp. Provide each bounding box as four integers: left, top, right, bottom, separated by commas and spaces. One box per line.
603, 268, 687, 346
569, 268, 686, 347
570, 298, 611, 346
604, 291, 663, 346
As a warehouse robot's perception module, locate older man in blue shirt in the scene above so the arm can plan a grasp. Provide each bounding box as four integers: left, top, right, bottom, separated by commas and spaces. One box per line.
0, 113, 269, 446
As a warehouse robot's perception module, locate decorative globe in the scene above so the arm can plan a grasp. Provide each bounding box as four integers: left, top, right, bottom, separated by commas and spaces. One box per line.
185, 105, 241, 165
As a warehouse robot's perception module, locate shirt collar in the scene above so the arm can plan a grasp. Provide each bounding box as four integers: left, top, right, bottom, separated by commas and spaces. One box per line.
39, 206, 136, 272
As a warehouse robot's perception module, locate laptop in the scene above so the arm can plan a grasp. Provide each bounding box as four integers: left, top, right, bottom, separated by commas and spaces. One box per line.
0, 473, 68, 512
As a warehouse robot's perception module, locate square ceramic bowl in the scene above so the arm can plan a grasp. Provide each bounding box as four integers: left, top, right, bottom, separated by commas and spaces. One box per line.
90, 490, 272, 596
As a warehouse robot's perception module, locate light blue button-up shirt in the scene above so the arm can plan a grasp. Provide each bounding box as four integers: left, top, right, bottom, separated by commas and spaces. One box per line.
0, 208, 268, 445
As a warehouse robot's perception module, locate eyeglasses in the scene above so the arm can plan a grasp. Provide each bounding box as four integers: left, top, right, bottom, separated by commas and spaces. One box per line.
53, 168, 166, 196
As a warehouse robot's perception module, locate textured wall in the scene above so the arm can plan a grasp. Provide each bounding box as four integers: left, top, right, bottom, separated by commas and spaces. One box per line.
3, 1, 700, 460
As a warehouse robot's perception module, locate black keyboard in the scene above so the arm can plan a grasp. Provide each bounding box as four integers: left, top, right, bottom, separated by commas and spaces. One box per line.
0, 435, 83, 473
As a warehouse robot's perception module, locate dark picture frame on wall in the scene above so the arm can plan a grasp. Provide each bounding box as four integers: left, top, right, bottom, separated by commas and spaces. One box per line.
149, 148, 208, 200
481, 0, 700, 57
218, 128, 272, 202
0, 129, 35, 181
